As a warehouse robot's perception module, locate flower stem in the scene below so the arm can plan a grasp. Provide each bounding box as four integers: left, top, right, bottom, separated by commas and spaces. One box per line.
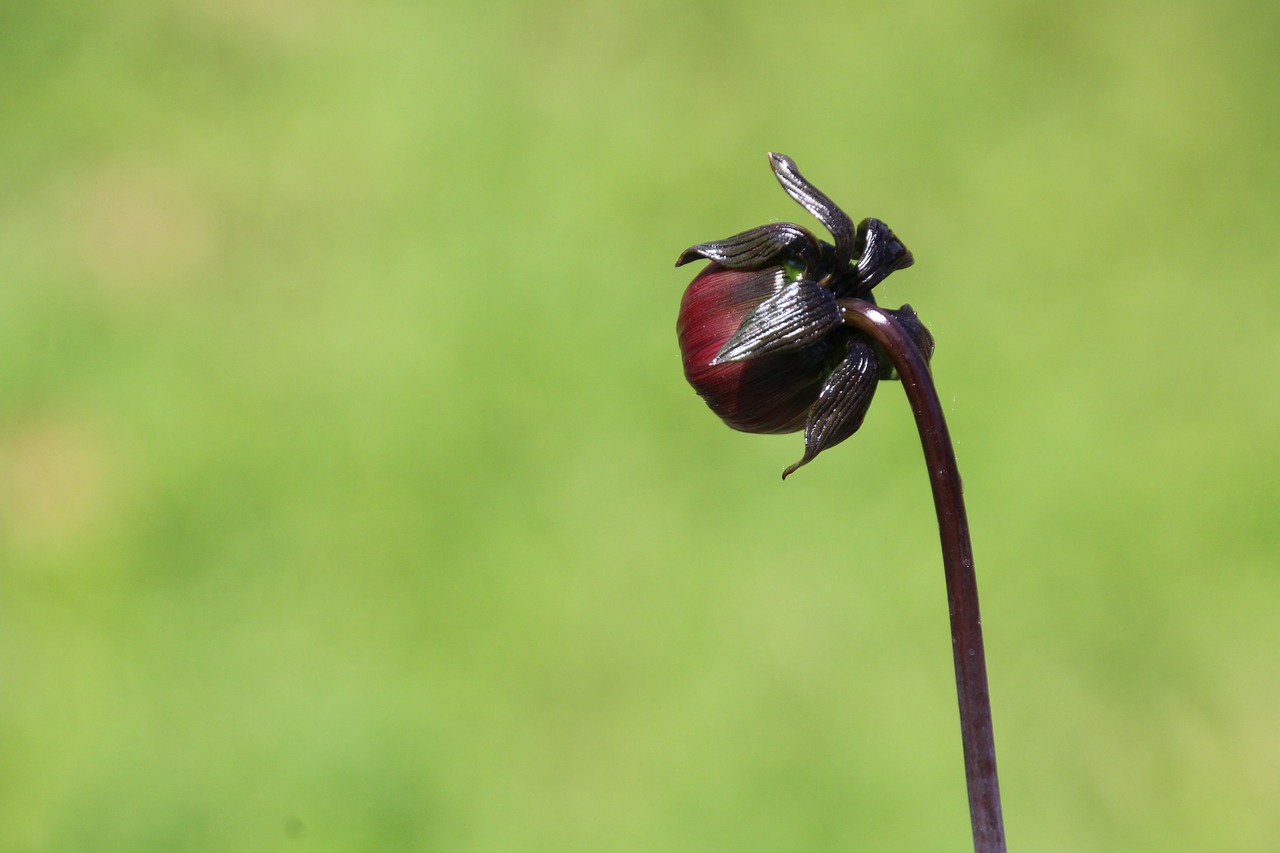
840, 299, 1007, 853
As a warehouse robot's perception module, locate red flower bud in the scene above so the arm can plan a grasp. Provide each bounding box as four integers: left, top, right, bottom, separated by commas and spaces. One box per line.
675, 153, 923, 476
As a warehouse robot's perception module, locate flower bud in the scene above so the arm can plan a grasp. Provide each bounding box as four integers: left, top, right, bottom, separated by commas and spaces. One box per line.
676, 154, 931, 475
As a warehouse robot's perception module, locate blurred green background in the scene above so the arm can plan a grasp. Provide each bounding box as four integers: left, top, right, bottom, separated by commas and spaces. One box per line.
2, 0, 1277, 850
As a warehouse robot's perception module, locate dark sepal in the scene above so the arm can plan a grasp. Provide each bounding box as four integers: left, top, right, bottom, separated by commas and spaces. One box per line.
783, 339, 880, 479
768, 153, 857, 271
675, 222, 821, 276
712, 279, 841, 364
878, 304, 935, 380
854, 218, 914, 292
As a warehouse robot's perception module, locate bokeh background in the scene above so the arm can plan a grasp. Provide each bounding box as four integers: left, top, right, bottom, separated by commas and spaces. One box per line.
2, 1, 1277, 850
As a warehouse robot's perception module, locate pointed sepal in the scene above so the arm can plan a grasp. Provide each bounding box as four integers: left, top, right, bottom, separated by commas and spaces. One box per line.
768, 153, 857, 270
712, 278, 841, 364
783, 340, 879, 478
675, 222, 821, 275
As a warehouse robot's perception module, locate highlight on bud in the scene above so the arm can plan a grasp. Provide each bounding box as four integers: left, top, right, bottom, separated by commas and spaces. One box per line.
676, 153, 933, 476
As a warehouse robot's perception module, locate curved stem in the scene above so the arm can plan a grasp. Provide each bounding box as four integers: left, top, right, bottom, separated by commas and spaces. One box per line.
840, 299, 1007, 853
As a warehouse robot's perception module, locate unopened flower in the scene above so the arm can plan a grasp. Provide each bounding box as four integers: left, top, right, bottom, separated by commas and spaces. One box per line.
676, 153, 933, 477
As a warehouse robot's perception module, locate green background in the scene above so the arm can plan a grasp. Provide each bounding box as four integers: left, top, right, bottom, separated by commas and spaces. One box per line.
2, 1, 1277, 850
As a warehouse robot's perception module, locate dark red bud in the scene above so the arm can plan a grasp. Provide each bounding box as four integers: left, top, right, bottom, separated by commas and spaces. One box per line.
677, 264, 828, 434
675, 153, 927, 476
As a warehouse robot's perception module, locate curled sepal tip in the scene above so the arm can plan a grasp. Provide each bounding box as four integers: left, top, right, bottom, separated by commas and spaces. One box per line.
855, 218, 915, 292
713, 278, 840, 365
782, 339, 879, 479
675, 222, 821, 276
768, 153, 856, 271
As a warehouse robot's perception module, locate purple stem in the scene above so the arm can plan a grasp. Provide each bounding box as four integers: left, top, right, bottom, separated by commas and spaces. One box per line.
840, 299, 1007, 853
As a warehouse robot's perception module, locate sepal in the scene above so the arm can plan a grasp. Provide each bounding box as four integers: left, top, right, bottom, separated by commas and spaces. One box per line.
712, 278, 841, 364
783, 340, 880, 478
675, 223, 820, 275
855, 218, 914, 292
878, 304, 934, 380
769, 153, 857, 269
